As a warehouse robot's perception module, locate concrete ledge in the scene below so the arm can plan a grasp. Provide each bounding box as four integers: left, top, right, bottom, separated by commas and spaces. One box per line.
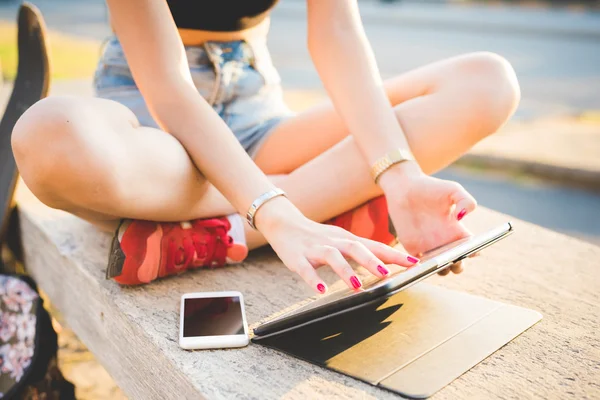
13, 183, 600, 399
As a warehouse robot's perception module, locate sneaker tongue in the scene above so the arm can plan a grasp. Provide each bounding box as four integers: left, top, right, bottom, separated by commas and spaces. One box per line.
226, 214, 246, 246
223, 214, 248, 264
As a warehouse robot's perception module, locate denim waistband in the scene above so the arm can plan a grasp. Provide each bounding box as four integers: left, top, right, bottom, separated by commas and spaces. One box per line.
191, 41, 255, 66
101, 36, 280, 87
95, 36, 291, 154
101, 36, 272, 69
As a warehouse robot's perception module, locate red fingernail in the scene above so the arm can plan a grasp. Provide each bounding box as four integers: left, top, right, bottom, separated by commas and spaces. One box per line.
457, 209, 467, 221
377, 265, 390, 276
317, 283, 326, 294
350, 276, 362, 289
407, 256, 420, 264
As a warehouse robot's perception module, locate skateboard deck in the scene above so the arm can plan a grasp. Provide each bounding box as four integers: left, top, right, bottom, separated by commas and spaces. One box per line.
0, 3, 50, 242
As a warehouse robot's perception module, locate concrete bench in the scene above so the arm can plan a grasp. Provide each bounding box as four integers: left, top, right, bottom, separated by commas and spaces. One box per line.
14, 182, 600, 399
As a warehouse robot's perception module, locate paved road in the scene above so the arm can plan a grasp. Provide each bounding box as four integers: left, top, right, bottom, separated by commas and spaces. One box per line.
436, 168, 600, 246
1, 0, 599, 119
268, 4, 600, 120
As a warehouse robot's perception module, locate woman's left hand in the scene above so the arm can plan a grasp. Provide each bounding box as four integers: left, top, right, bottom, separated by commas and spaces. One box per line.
378, 163, 478, 274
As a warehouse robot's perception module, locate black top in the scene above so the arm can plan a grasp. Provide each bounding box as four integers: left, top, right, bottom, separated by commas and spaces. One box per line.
166, 0, 280, 32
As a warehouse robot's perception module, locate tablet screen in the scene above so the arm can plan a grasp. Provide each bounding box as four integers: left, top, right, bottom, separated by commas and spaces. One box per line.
256, 223, 512, 335
358, 235, 474, 291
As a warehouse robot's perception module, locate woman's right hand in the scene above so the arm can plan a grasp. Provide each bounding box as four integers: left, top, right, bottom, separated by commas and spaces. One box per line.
254, 197, 419, 294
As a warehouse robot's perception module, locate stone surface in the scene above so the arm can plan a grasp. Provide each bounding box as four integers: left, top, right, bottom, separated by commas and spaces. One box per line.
13, 182, 600, 399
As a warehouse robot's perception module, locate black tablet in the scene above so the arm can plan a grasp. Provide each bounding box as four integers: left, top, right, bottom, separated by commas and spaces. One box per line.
254, 222, 514, 337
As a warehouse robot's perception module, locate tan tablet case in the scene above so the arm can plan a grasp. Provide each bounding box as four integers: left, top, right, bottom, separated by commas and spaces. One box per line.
253, 283, 542, 398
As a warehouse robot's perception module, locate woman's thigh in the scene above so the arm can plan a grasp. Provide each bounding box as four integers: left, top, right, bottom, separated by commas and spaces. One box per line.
12, 96, 232, 225
253, 52, 519, 175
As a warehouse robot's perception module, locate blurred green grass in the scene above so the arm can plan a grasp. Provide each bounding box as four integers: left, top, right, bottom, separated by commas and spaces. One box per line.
0, 22, 100, 81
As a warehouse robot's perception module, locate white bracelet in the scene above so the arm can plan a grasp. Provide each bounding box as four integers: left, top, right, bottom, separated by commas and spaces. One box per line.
246, 188, 287, 230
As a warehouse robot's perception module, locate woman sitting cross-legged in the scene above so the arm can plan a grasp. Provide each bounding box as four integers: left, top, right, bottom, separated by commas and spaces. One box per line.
12, 0, 520, 293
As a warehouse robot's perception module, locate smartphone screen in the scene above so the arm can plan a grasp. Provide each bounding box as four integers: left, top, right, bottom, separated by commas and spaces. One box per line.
183, 296, 245, 337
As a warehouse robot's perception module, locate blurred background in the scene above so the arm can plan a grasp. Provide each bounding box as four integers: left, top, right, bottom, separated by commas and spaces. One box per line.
0, 0, 599, 398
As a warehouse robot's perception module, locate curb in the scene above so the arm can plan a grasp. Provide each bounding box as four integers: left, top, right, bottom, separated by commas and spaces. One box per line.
273, 1, 600, 40
454, 153, 600, 192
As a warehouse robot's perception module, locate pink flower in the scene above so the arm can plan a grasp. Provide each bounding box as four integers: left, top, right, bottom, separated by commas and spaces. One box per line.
1, 278, 37, 313
15, 313, 36, 345
0, 312, 17, 342
0, 342, 33, 381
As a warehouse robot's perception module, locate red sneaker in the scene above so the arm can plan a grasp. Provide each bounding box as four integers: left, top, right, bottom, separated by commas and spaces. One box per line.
325, 196, 396, 246
106, 217, 248, 285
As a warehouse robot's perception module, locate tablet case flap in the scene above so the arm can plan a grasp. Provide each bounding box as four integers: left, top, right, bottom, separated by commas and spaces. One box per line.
253, 284, 541, 398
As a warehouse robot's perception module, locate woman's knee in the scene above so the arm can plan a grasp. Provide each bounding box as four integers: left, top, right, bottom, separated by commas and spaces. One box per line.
453, 52, 521, 132
12, 96, 104, 208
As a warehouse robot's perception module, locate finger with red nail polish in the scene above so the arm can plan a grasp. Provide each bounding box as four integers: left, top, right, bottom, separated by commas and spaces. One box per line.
450, 184, 477, 221
317, 283, 327, 294
407, 256, 420, 264
377, 265, 390, 276
350, 275, 362, 289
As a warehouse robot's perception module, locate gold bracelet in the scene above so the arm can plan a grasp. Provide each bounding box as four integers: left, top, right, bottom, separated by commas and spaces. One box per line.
370, 148, 415, 183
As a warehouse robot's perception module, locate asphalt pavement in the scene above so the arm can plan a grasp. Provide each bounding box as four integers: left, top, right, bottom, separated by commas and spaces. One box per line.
268, 2, 600, 120
436, 168, 600, 246
2, 0, 599, 119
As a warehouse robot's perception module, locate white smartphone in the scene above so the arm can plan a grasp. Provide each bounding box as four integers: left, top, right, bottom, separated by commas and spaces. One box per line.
179, 291, 250, 350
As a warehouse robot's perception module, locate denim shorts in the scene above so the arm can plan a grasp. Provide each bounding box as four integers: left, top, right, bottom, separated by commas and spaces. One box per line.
93, 37, 294, 157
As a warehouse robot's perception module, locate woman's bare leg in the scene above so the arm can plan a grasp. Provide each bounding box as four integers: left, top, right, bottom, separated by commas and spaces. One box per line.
12, 52, 519, 250
12, 96, 379, 246
254, 52, 520, 175
12, 95, 377, 248
250, 53, 520, 245
12, 96, 232, 225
